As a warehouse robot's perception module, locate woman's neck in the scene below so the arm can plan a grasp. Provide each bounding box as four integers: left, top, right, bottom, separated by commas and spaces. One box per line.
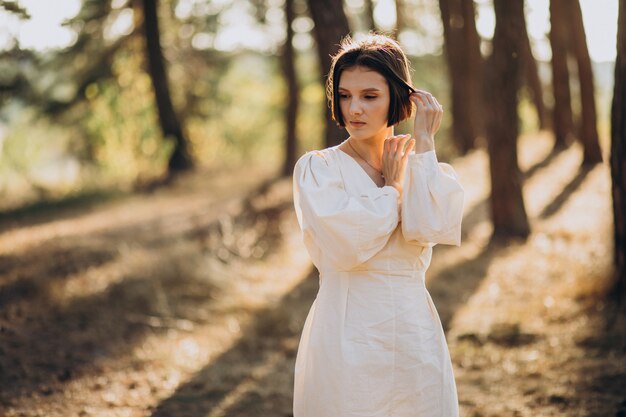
350, 126, 394, 163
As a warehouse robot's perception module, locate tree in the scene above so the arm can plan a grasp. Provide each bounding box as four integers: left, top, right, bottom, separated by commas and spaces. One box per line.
282, 0, 299, 176
363, 0, 377, 32
611, 0, 626, 302
142, 0, 192, 173
306, 0, 351, 148
549, 0, 576, 149
438, 0, 484, 154
520, 15, 548, 130
0, 0, 29, 19
395, 0, 406, 34
569, 0, 603, 165
485, 0, 530, 239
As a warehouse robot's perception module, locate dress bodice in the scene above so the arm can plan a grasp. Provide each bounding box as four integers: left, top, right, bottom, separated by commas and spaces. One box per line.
292, 141, 464, 274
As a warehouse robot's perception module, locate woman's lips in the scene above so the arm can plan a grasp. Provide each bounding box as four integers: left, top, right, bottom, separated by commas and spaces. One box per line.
350, 121, 366, 127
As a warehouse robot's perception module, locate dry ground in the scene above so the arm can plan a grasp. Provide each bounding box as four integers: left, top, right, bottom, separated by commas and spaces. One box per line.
0, 133, 625, 417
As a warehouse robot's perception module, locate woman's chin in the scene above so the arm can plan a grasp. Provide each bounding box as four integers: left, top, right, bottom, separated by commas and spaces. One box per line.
346, 128, 390, 142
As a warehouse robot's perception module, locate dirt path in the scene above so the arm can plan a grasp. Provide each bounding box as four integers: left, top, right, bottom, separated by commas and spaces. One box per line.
1, 134, 624, 417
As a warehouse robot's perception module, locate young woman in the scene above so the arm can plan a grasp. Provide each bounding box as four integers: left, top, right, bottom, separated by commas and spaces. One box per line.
292, 34, 464, 417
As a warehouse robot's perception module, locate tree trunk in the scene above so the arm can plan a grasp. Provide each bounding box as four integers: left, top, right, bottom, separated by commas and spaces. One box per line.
142, 0, 192, 172
282, 0, 299, 176
395, 0, 405, 34
461, 0, 485, 145
486, 0, 530, 239
306, 0, 351, 148
549, 0, 575, 149
570, 0, 603, 165
611, 0, 626, 301
363, 0, 377, 32
438, 0, 483, 154
520, 21, 548, 130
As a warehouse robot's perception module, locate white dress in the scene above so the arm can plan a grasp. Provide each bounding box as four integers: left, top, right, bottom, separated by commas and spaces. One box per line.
292, 140, 465, 417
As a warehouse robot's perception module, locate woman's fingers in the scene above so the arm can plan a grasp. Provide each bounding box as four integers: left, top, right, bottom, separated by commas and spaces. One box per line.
403, 138, 415, 159
410, 90, 444, 134
384, 135, 412, 158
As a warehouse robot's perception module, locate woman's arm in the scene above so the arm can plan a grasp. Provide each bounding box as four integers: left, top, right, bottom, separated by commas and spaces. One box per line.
293, 151, 400, 270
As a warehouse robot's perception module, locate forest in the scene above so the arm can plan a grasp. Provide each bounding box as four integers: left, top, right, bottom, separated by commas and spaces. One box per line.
0, 0, 625, 416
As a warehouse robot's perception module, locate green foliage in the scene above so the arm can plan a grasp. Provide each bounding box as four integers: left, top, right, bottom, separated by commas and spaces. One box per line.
0, 0, 30, 19
0, 108, 81, 209
188, 52, 287, 168
82, 38, 172, 185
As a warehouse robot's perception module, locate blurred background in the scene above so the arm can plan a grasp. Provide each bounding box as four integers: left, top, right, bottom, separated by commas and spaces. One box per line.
0, 0, 625, 416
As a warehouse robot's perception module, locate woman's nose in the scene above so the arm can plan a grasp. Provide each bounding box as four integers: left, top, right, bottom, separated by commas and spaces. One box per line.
349, 99, 363, 115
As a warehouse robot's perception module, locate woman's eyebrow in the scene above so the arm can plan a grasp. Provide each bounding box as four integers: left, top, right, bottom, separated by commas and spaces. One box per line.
338, 87, 381, 92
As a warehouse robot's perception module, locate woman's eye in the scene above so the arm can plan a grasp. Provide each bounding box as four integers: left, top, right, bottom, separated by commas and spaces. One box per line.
365, 96, 377, 100
339, 94, 349, 99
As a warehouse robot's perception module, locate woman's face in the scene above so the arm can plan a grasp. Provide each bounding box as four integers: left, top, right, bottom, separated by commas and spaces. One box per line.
338, 66, 391, 142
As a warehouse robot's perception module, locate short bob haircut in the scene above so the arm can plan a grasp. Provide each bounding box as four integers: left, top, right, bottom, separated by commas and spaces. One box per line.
326, 34, 415, 127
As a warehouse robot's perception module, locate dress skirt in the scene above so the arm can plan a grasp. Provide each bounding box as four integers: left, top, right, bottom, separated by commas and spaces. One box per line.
293, 269, 459, 417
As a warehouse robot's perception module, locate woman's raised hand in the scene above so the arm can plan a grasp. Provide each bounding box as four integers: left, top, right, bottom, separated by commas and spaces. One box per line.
409, 90, 443, 153
382, 135, 415, 195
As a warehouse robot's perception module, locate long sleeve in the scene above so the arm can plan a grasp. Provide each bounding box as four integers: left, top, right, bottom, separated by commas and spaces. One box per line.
293, 150, 400, 271
401, 150, 465, 247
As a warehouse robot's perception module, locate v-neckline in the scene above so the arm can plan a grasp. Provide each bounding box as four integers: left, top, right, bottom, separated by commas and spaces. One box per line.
335, 146, 383, 188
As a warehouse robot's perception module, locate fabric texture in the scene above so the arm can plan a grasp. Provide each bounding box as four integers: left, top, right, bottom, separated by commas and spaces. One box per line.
292, 141, 465, 417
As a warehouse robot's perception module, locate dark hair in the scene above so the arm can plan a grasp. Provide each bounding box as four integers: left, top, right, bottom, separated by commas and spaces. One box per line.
326, 34, 415, 127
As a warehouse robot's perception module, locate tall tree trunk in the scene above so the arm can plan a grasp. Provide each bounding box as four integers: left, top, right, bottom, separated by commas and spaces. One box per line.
520, 23, 548, 130
611, 0, 626, 302
549, 0, 575, 149
486, 0, 530, 239
461, 0, 485, 146
438, 0, 483, 154
363, 0, 377, 32
306, 0, 351, 148
395, 0, 405, 34
570, 0, 603, 165
142, 0, 192, 172
282, 0, 299, 176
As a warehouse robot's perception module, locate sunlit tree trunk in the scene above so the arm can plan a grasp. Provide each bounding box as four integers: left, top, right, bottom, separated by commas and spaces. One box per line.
363, 0, 377, 32
570, 0, 603, 165
486, 0, 530, 239
395, 0, 405, 34
520, 22, 548, 130
611, 0, 626, 301
307, 0, 351, 148
549, 0, 575, 149
438, 0, 484, 154
282, 0, 299, 176
142, 0, 192, 173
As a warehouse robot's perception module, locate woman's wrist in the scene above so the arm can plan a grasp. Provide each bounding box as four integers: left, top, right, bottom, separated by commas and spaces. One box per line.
386, 182, 403, 199
413, 134, 435, 153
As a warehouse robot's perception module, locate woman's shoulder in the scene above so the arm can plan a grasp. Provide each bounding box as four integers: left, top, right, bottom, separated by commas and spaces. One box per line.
295, 146, 340, 169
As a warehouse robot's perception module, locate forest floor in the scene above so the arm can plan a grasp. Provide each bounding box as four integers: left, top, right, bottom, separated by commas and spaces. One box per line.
0, 132, 625, 417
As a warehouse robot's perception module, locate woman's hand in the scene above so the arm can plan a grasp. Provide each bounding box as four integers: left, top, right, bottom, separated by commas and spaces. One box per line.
409, 90, 443, 153
383, 135, 415, 196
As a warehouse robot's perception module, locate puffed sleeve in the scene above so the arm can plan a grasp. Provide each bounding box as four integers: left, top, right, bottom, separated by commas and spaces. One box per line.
401, 150, 465, 246
293, 150, 400, 270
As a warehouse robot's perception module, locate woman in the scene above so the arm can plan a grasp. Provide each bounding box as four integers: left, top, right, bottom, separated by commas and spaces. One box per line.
292, 34, 464, 417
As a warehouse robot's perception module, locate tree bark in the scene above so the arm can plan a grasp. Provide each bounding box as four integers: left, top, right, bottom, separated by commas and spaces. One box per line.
486, 0, 530, 239
611, 0, 626, 301
306, 0, 351, 148
569, 0, 603, 165
363, 0, 377, 32
395, 0, 405, 34
438, 0, 484, 154
282, 0, 299, 176
142, 0, 192, 173
549, 0, 575, 149
520, 21, 548, 130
